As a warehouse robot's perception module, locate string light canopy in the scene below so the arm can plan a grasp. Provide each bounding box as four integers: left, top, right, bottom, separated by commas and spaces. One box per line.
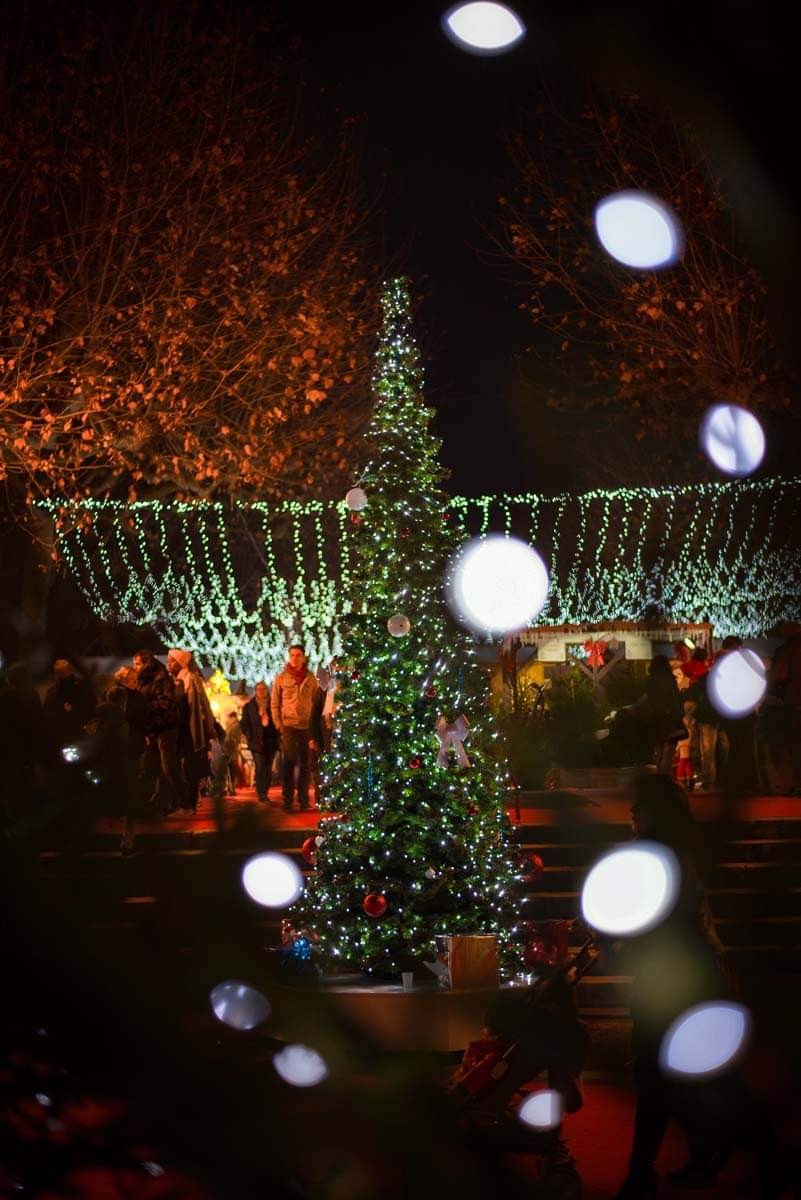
39, 476, 800, 683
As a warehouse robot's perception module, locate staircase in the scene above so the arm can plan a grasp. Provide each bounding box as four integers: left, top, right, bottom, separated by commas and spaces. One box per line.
30, 791, 801, 1070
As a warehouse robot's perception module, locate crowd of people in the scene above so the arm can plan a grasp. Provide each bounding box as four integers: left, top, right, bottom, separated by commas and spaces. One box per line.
630, 622, 801, 796
0, 643, 336, 851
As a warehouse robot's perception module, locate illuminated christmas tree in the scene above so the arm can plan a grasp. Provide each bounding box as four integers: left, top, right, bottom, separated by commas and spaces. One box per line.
297, 278, 522, 977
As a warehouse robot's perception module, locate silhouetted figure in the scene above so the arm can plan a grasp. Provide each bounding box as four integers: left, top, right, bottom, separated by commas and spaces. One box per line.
241, 681, 279, 803
643, 655, 684, 776
43, 658, 95, 749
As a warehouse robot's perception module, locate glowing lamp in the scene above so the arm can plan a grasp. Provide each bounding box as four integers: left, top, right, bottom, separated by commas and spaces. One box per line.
241, 852, 304, 908
210, 981, 270, 1031
273, 1043, 329, 1087
517, 1088, 563, 1130
594, 191, 683, 269
61, 745, 80, 763
443, 2, 525, 54
660, 1001, 750, 1078
706, 647, 766, 719
581, 842, 679, 937
447, 535, 549, 636
700, 404, 765, 477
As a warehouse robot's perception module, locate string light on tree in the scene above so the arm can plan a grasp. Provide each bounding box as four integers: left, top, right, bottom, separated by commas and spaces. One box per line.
290, 277, 523, 978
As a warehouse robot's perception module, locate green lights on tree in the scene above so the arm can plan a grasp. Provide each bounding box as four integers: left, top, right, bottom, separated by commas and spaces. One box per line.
294, 277, 522, 976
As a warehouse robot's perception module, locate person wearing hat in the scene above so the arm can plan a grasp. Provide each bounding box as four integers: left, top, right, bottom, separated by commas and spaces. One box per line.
167, 648, 216, 814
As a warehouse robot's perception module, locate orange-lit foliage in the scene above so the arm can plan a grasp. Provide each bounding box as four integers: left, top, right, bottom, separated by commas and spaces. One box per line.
497, 95, 788, 444
0, 7, 378, 506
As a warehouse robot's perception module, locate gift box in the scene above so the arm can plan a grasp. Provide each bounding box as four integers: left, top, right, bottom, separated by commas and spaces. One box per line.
434, 934, 499, 989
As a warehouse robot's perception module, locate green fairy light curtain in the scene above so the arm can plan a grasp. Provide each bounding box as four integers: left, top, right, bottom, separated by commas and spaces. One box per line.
40, 474, 800, 683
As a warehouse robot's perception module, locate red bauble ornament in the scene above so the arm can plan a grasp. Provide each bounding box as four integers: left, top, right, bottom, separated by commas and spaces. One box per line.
467, 804, 478, 817
442, 510, 452, 522
350, 513, 362, 526
363, 892, 388, 918
408, 756, 422, 769
301, 836, 318, 865
400, 527, 411, 538
351, 670, 360, 681
425, 686, 438, 699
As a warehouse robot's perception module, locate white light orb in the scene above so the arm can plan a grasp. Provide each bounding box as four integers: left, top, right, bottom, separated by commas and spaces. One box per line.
594, 191, 683, 270
699, 404, 765, 477
707, 648, 766, 719
62, 745, 80, 763
447, 536, 550, 636
517, 1088, 563, 1130
345, 487, 368, 512
273, 1043, 329, 1087
660, 1001, 750, 1078
387, 612, 411, 638
581, 842, 679, 937
210, 981, 270, 1031
241, 852, 304, 908
443, 2, 525, 53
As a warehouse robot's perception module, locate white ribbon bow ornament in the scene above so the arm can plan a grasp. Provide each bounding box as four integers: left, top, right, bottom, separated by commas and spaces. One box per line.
435, 714, 471, 768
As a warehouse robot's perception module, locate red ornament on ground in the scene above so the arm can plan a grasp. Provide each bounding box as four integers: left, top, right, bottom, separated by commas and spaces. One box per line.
363, 892, 388, 918
408, 756, 422, 769
301, 836, 318, 865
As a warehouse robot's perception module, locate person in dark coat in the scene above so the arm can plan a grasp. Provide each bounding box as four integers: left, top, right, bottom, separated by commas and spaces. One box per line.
240, 681, 280, 804
167, 648, 215, 814
131, 650, 181, 818
643, 655, 684, 777
613, 775, 783, 1199
43, 659, 95, 749
769, 621, 801, 796
113, 667, 150, 851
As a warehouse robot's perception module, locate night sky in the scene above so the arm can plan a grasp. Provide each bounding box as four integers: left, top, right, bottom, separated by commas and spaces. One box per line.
273, 0, 799, 497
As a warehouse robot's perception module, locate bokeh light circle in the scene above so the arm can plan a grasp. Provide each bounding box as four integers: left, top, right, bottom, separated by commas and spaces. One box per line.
581, 842, 679, 936
273, 1043, 329, 1087
660, 1001, 751, 1078
594, 191, 683, 269
517, 1088, 563, 1130
699, 404, 765, 477
443, 2, 525, 53
210, 981, 271, 1031
707, 648, 766, 719
447, 535, 550, 636
242, 852, 304, 908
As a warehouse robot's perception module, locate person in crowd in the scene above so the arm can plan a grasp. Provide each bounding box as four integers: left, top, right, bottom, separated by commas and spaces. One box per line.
615, 774, 785, 1198
84, 684, 136, 819
717, 636, 760, 796
43, 658, 95, 749
769, 619, 801, 797
113, 666, 149, 852
240, 681, 279, 804
686, 653, 728, 792
680, 647, 710, 789
643, 655, 684, 777
210, 708, 245, 799
271, 644, 323, 812
167, 648, 215, 814
131, 649, 181, 818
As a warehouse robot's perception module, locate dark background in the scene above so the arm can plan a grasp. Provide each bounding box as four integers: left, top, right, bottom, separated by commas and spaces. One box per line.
274, 0, 800, 496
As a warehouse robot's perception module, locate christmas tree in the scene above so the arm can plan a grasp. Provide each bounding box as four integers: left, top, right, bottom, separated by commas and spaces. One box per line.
297, 278, 523, 977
